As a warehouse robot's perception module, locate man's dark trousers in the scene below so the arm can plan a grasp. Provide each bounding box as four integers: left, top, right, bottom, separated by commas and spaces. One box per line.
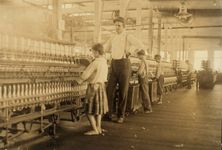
107, 58, 131, 118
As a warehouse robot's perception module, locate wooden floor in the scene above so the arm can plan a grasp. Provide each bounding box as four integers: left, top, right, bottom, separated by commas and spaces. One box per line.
10, 84, 222, 150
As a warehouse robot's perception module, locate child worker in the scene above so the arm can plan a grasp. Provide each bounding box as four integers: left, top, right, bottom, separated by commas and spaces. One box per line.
154, 54, 164, 104
137, 50, 153, 113
80, 43, 108, 135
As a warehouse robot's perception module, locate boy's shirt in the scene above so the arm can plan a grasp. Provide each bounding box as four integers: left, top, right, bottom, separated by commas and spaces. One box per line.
138, 58, 149, 79
155, 61, 164, 78
187, 63, 193, 73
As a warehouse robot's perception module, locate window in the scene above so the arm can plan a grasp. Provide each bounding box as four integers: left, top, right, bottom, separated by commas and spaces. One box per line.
194, 50, 208, 70
176, 51, 188, 60
160, 51, 170, 62
63, 4, 73, 9
214, 50, 222, 72
176, 51, 182, 60
160, 51, 165, 60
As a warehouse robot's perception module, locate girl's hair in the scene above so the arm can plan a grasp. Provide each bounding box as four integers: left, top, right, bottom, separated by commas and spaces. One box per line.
92, 43, 104, 55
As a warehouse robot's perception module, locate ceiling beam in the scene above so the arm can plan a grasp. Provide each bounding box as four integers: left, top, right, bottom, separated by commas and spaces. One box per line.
62, 7, 222, 17
66, 24, 222, 32
149, 0, 212, 2
183, 35, 222, 39
22, 0, 51, 11
63, 0, 94, 3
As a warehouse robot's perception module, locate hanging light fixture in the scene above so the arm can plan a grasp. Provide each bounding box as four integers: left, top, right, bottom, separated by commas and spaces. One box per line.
175, 0, 193, 24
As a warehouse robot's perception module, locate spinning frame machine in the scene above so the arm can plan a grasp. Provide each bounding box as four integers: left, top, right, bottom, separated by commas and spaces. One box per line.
129, 57, 195, 104
0, 33, 196, 146
197, 60, 217, 89
173, 60, 196, 87
130, 57, 178, 90
0, 33, 92, 145
125, 57, 178, 112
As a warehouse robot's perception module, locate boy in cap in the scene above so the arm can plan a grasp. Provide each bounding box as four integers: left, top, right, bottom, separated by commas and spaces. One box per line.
137, 50, 152, 113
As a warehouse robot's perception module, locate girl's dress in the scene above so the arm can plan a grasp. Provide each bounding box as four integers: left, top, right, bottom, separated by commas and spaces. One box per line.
81, 57, 109, 115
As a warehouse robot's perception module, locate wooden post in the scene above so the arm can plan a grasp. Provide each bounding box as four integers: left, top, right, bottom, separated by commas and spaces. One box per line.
52, 0, 63, 40
164, 23, 168, 53
157, 15, 161, 55
94, 0, 103, 43
167, 25, 172, 59
175, 35, 180, 60
189, 48, 195, 66
180, 36, 183, 60
136, 1, 142, 40
177, 31, 183, 61
171, 30, 178, 60
208, 48, 214, 69
70, 20, 73, 43
163, 23, 170, 61
119, 0, 130, 18
148, 8, 153, 56
182, 37, 185, 60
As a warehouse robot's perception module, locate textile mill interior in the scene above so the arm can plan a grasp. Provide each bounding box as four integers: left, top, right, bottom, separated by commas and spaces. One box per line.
0, 0, 222, 150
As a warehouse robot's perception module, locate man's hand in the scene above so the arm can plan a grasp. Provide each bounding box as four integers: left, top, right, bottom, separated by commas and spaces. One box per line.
126, 52, 131, 58
151, 77, 157, 81
148, 72, 155, 78
76, 78, 84, 84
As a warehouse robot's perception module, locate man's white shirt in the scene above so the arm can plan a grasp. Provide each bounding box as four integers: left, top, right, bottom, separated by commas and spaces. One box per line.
104, 31, 145, 59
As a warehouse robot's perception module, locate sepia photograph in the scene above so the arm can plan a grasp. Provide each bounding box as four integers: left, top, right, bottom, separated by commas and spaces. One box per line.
0, 0, 222, 149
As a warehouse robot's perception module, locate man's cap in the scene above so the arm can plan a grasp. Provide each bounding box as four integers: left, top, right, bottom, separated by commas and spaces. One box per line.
113, 17, 125, 24
137, 49, 145, 56
154, 54, 161, 59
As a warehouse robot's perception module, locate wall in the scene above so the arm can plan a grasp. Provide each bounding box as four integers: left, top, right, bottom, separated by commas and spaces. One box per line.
0, 0, 54, 39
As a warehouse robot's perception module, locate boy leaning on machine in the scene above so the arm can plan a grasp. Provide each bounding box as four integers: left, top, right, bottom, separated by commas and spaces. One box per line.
136, 49, 153, 113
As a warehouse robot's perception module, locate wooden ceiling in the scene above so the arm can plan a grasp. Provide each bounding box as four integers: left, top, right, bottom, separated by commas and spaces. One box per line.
57, 0, 222, 10
4, 0, 222, 50
22, 0, 222, 27
22, 0, 222, 14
